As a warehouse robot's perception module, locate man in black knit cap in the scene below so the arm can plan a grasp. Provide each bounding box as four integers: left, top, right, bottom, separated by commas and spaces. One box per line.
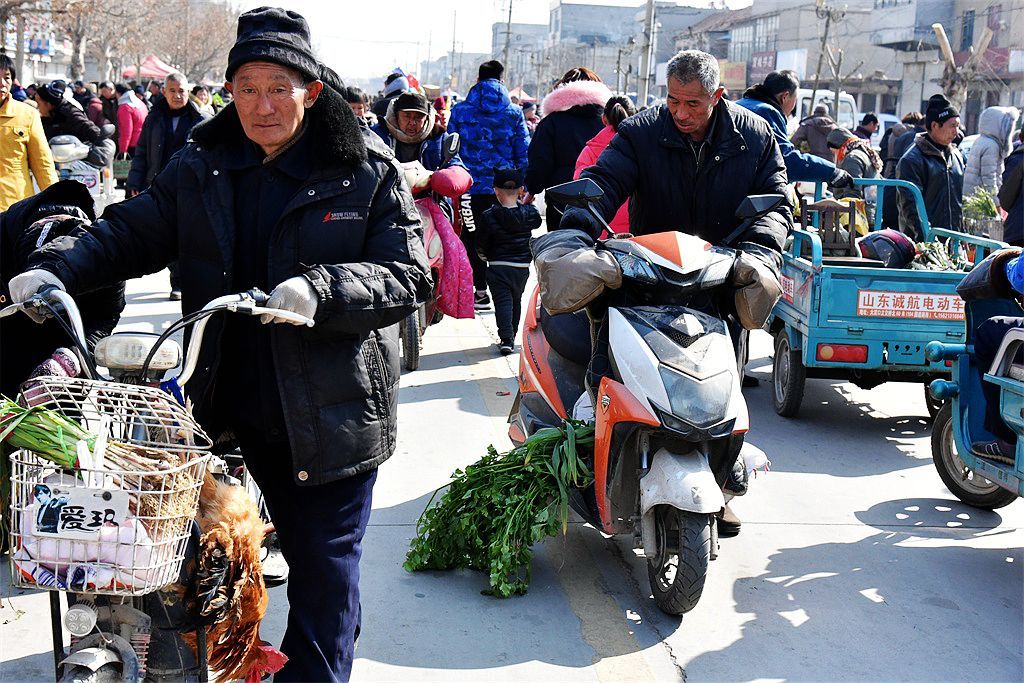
897, 93, 965, 239
10, 7, 431, 681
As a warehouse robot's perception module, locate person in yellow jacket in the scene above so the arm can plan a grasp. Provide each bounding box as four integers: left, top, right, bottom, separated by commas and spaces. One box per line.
1, 54, 58, 211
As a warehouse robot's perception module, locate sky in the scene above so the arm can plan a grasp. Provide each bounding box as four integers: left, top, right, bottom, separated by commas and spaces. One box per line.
237, 0, 752, 82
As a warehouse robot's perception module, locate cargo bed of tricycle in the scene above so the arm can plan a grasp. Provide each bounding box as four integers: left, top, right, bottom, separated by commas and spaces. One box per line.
769, 178, 1007, 418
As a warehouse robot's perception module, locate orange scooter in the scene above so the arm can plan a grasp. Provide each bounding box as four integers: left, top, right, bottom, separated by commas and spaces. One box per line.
508, 180, 778, 614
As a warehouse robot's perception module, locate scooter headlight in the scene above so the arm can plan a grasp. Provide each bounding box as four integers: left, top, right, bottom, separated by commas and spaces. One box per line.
659, 366, 732, 428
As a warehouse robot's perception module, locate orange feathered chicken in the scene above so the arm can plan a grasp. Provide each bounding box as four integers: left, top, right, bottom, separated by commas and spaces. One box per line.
184, 473, 287, 682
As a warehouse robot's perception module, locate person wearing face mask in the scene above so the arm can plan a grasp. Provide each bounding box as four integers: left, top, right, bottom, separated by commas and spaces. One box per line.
369, 91, 471, 204
735, 70, 851, 188
896, 93, 966, 240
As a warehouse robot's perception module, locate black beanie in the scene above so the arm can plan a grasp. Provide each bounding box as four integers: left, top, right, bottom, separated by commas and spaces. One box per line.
925, 93, 959, 128
37, 80, 66, 105
225, 7, 320, 83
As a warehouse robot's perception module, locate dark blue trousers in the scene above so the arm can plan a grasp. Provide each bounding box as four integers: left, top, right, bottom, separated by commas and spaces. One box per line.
974, 316, 1024, 444
243, 441, 377, 682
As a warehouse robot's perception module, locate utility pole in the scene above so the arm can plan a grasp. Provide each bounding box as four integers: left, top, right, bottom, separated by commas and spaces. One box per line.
502, 0, 513, 69
639, 0, 655, 105
932, 22, 993, 114
810, 0, 845, 114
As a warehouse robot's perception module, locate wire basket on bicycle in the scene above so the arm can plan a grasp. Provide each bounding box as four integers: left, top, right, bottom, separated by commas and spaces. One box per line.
5, 375, 211, 596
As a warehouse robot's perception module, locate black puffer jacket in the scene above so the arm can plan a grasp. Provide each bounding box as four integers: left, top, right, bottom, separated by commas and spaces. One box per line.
526, 80, 611, 194
41, 100, 102, 144
897, 132, 965, 240
28, 87, 433, 485
127, 97, 209, 191
562, 98, 791, 259
476, 203, 542, 264
0, 181, 125, 398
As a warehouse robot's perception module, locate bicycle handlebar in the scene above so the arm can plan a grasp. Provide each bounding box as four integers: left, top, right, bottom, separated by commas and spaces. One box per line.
173, 291, 314, 388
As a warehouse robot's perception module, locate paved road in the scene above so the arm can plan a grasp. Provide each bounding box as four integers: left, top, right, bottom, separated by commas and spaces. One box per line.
2, 270, 1022, 682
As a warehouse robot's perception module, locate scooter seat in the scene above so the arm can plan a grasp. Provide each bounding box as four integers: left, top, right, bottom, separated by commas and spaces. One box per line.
539, 307, 592, 367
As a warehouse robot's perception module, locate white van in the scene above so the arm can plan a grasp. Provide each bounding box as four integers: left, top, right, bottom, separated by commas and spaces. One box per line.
788, 88, 858, 135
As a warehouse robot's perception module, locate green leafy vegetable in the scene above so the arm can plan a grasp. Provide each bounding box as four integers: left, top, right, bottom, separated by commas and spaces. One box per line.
963, 188, 999, 221
405, 420, 594, 597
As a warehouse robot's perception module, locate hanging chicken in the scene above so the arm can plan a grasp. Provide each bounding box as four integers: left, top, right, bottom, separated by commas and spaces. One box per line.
183, 472, 287, 682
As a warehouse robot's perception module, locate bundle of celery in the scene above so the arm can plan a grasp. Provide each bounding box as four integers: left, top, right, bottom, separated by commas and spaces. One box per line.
405, 420, 594, 597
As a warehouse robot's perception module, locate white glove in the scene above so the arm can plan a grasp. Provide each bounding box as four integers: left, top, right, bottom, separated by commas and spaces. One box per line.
8, 269, 66, 323
400, 160, 433, 192
260, 276, 318, 325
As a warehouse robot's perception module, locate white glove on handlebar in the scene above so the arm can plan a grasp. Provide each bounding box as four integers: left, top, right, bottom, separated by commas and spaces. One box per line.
8, 269, 66, 322
260, 276, 318, 325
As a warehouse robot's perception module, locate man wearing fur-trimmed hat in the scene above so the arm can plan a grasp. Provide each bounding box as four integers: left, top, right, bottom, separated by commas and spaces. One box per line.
9, 7, 432, 680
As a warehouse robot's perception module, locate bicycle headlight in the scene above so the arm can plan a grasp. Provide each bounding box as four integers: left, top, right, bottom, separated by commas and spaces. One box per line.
95, 334, 181, 371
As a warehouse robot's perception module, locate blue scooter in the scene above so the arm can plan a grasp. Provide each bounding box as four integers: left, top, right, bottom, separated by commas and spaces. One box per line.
928, 298, 1023, 509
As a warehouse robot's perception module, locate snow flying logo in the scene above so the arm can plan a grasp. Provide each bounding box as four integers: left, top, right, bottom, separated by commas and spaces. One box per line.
322, 210, 361, 223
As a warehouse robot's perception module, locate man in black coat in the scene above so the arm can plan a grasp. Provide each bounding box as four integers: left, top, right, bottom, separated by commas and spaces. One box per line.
34, 80, 115, 169
897, 94, 965, 240
0, 180, 125, 399
126, 72, 209, 194
562, 50, 790, 265
127, 71, 210, 300
9, 8, 431, 682
559, 50, 790, 536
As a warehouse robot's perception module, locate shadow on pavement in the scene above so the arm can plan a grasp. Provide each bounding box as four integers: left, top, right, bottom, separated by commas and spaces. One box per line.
747, 378, 934, 478
682, 499, 1022, 681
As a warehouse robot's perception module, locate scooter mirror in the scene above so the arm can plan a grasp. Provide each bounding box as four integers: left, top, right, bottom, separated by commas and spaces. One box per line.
443, 133, 461, 164
735, 194, 785, 220
545, 178, 605, 208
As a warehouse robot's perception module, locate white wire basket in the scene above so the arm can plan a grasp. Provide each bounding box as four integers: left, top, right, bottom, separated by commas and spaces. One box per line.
7, 376, 211, 596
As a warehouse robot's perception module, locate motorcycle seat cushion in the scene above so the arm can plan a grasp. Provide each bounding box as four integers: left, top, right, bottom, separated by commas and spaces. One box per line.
539, 307, 592, 367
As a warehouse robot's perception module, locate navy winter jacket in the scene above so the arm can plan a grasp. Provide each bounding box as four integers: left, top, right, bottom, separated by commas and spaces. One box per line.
735, 85, 836, 184
897, 133, 965, 239
447, 79, 530, 194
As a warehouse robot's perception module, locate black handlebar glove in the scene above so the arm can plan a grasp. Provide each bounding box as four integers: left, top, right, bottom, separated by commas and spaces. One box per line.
558, 207, 603, 240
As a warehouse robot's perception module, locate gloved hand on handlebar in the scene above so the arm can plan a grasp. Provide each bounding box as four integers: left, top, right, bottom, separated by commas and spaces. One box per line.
8, 269, 66, 322
260, 276, 318, 325
731, 243, 783, 331
829, 168, 854, 189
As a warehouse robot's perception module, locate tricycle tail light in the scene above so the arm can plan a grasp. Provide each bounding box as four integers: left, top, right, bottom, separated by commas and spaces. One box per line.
816, 343, 868, 363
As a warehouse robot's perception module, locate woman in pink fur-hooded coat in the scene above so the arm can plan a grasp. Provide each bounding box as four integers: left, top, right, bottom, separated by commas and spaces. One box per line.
526, 67, 612, 229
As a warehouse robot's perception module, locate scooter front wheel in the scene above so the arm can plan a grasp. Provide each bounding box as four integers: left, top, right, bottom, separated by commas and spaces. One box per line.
931, 403, 1017, 510
647, 506, 712, 615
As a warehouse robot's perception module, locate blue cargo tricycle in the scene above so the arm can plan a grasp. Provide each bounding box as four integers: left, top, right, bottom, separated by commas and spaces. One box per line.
769, 178, 1007, 418
927, 298, 1022, 509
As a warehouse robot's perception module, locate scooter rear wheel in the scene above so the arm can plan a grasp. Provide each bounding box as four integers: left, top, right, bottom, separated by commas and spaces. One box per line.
647, 506, 712, 615
931, 403, 1018, 510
